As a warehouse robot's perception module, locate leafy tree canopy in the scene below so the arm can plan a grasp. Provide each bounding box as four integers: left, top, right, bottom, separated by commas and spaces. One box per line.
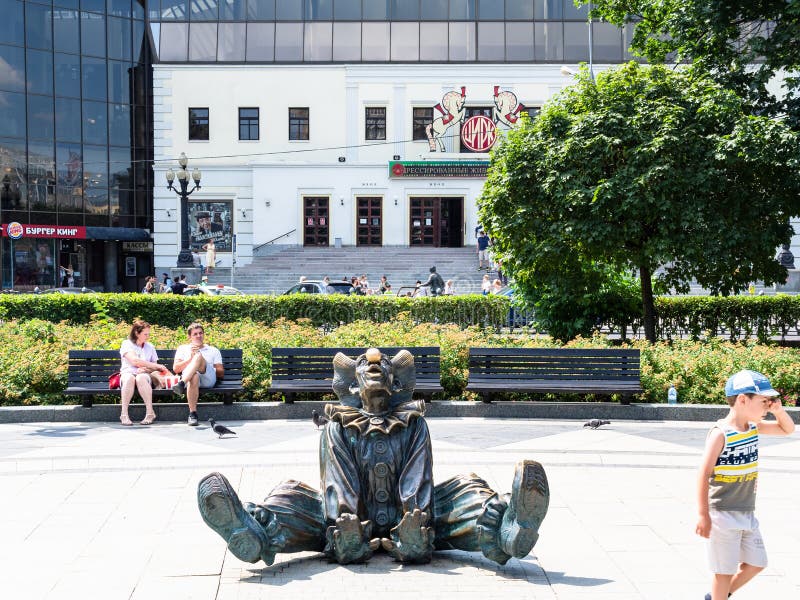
589, 0, 800, 127
479, 63, 800, 341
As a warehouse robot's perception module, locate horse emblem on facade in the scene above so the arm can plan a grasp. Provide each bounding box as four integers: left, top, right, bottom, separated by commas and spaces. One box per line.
426, 87, 467, 152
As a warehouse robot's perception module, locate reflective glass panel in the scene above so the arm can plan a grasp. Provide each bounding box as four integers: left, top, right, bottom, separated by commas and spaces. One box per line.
81, 0, 107, 13
333, 22, 360, 60
217, 23, 246, 61
160, 22, 189, 60
534, 21, 562, 59
133, 0, 144, 18
108, 145, 131, 187
161, 0, 188, 20
55, 53, 82, 97
421, 0, 446, 20
450, 0, 476, 19
275, 23, 304, 61
478, 22, 504, 61
189, 23, 217, 61
56, 142, 82, 196
108, 60, 132, 103
191, 0, 218, 20
82, 56, 107, 101
0, 92, 26, 138
362, 22, 389, 61
333, 0, 359, 19
133, 18, 146, 61
246, 22, 274, 60
478, 0, 503, 19
108, 16, 133, 61
26, 2, 53, 50
55, 97, 83, 142
305, 0, 331, 20
28, 140, 56, 211
304, 22, 332, 61
533, 0, 560, 19
563, 21, 589, 60
505, 22, 533, 60
82, 100, 108, 144
54, 10, 81, 54
0, 0, 25, 46
391, 0, 418, 20
247, 0, 274, 19
83, 145, 109, 217
108, 0, 132, 17
419, 22, 447, 61
0, 45, 26, 92
563, 0, 587, 19
449, 22, 476, 61
219, 0, 246, 19
81, 12, 107, 57
507, 0, 533, 19
363, 0, 388, 20
0, 136, 26, 214
593, 22, 622, 62
28, 95, 55, 141
276, 0, 302, 19
391, 22, 418, 61
108, 103, 131, 147
26, 49, 54, 96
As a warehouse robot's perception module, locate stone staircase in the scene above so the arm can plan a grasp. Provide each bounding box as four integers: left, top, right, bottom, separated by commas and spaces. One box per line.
205, 246, 497, 295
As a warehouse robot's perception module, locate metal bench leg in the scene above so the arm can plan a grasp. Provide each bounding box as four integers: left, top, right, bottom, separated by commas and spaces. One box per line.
82, 397, 93, 408
284, 393, 294, 404
621, 394, 631, 406
481, 393, 492, 404
223, 395, 234, 406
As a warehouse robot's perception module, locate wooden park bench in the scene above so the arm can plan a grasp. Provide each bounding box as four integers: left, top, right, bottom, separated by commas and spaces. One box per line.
65, 349, 244, 407
466, 347, 642, 404
269, 346, 443, 403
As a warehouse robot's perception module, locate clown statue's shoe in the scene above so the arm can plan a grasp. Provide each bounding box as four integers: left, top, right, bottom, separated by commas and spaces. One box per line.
498, 460, 550, 558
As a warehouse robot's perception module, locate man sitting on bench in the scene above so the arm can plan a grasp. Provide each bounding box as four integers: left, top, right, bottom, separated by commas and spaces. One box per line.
173, 322, 224, 426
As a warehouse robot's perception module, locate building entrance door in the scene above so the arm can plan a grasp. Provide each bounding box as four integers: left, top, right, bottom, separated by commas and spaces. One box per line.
356, 196, 382, 246
409, 197, 463, 247
303, 196, 329, 246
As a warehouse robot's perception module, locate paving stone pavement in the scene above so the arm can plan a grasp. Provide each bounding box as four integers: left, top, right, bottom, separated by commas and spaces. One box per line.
1, 418, 798, 600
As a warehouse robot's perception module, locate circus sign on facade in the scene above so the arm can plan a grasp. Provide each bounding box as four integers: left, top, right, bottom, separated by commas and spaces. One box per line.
426, 85, 527, 153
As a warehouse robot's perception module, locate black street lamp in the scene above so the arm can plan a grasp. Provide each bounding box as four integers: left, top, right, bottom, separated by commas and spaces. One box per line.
166, 152, 201, 267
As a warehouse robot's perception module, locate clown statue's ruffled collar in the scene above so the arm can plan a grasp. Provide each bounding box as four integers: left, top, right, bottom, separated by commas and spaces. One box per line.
325, 347, 424, 435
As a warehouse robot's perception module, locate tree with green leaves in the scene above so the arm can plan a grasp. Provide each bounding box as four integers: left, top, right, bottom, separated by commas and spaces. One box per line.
479, 63, 800, 342
589, 0, 800, 128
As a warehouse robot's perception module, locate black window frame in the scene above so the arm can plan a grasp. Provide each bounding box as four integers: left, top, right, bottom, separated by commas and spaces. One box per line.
412, 107, 433, 141
289, 107, 309, 141
364, 106, 386, 141
238, 107, 260, 141
189, 107, 210, 141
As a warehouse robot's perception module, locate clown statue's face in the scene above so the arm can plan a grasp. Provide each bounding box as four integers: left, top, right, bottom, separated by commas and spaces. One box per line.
354, 348, 393, 414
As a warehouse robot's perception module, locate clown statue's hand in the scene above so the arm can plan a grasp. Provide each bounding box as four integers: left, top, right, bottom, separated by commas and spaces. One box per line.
381, 509, 434, 564
324, 513, 378, 564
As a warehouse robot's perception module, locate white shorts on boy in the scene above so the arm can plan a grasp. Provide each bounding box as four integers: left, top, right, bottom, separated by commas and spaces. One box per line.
707, 510, 768, 574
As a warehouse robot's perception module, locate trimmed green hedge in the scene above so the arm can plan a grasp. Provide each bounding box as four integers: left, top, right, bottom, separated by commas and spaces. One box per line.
0, 293, 509, 330
1, 317, 799, 407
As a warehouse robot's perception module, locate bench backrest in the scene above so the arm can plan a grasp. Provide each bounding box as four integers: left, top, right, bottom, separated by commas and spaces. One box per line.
270, 347, 440, 382
468, 347, 640, 380
68, 349, 243, 385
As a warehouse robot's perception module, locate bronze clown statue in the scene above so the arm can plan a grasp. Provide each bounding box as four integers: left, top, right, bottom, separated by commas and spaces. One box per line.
198, 348, 549, 565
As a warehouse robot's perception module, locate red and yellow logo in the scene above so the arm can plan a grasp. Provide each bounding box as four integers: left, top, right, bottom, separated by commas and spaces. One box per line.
6, 221, 23, 240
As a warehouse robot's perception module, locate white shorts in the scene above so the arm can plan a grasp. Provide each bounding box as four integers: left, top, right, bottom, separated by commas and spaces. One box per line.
707, 510, 767, 575
478, 249, 489, 261
197, 365, 217, 388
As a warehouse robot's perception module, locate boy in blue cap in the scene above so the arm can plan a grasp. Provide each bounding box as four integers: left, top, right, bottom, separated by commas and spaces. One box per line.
696, 370, 795, 600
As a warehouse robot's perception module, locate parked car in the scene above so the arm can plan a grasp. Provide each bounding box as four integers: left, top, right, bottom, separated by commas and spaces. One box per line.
283, 281, 358, 295
40, 287, 95, 294
497, 286, 535, 328
184, 285, 244, 296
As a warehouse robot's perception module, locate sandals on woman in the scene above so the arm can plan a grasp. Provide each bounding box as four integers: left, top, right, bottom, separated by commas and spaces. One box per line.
120, 415, 133, 426
140, 413, 157, 426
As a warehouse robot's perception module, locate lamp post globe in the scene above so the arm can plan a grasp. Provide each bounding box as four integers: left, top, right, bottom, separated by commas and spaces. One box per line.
165, 153, 201, 267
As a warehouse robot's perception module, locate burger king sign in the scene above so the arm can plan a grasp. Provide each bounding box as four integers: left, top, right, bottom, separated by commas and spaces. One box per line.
6, 222, 23, 240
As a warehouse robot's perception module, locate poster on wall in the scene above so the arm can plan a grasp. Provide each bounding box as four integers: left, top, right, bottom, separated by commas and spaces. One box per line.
125, 256, 136, 277
189, 201, 232, 252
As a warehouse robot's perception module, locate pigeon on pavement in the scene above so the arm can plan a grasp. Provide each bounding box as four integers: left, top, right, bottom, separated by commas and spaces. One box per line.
583, 419, 611, 429
312, 409, 329, 429
209, 418, 237, 438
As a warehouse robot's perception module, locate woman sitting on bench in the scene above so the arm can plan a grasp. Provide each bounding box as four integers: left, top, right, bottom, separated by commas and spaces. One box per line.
119, 319, 170, 426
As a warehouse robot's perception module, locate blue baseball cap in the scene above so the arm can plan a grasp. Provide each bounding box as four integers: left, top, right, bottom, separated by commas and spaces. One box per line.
724, 370, 780, 397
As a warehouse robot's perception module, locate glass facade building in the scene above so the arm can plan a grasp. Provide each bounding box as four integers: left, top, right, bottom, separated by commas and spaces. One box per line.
148, 0, 634, 64
0, 0, 153, 291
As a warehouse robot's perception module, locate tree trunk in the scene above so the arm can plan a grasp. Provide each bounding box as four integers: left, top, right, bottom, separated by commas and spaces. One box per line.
639, 265, 657, 342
